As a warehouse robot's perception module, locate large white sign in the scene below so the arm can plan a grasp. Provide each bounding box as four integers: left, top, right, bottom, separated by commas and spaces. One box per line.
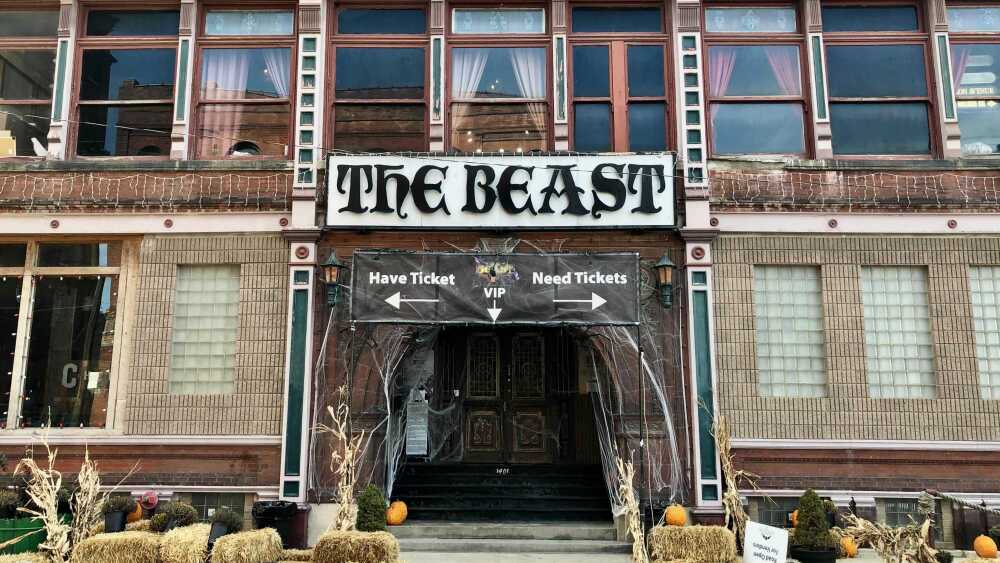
744, 521, 789, 563
325, 154, 675, 229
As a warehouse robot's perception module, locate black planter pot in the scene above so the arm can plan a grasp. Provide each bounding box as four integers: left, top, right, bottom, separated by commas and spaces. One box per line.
789, 547, 838, 563
207, 522, 229, 552
104, 511, 127, 533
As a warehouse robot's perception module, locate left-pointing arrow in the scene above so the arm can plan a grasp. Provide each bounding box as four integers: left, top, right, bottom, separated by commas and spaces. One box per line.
385, 292, 440, 310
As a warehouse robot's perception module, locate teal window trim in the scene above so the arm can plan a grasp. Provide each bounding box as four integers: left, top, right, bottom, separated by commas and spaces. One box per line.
283, 287, 309, 477
554, 35, 566, 122
52, 40, 69, 120
936, 35, 956, 120
810, 35, 828, 120
692, 289, 718, 481
175, 39, 190, 121
432, 36, 443, 121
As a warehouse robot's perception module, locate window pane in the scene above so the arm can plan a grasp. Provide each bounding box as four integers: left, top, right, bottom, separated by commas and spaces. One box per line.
196, 103, 290, 159
571, 8, 662, 33
335, 104, 425, 152
76, 104, 173, 157
0, 51, 56, 100
958, 101, 1000, 156
861, 267, 936, 399
452, 48, 546, 99
336, 48, 425, 100
339, 9, 426, 34
572, 46, 609, 98
830, 102, 929, 155
0, 11, 58, 37
452, 9, 545, 34
38, 243, 120, 267
0, 277, 19, 427
628, 102, 665, 151
22, 276, 117, 428
826, 45, 927, 98
80, 49, 177, 101
970, 267, 1000, 399
86, 10, 180, 36
451, 102, 546, 152
0, 105, 51, 157
705, 8, 797, 33
821, 6, 919, 32
708, 46, 801, 97
169, 265, 239, 395
205, 11, 294, 35
573, 102, 611, 152
627, 46, 664, 97
953, 44, 1000, 98
0, 244, 26, 267
711, 103, 805, 154
948, 8, 1000, 33
201, 49, 292, 100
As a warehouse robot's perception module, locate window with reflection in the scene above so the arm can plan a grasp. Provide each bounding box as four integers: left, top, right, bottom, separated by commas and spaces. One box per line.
705, 6, 806, 156
823, 4, 932, 155
195, 10, 295, 159
0, 10, 57, 157
338, 8, 426, 34
452, 9, 545, 34
75, 10, 178, 157
949, 9, 1000, 156
451, 46, 548, 152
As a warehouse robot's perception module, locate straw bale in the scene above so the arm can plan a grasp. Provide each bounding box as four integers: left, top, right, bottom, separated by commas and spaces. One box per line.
160, 523, 211, 563
210, 528, 283, 563
313, 530, 401, 563
647, 525, 737, 563
69, 530, 161, 563
0, 554, 47, 563
279, 548, 313, 561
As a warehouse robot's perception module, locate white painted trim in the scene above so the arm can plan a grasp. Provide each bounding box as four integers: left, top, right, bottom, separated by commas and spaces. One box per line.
1, 213, 289, 235
713, 212, 1000, 234
933, 32, 959, 124
0, 433, 281, 446
279, 266, 315, 503
126, 486, 280, 497
807, 32, 831, 124
687, 266, 723, 508
742, 490, 1000, 510
732, 438, 1000, 451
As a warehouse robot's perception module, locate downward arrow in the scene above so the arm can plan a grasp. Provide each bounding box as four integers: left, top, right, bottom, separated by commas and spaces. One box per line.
487, 299, 502, 322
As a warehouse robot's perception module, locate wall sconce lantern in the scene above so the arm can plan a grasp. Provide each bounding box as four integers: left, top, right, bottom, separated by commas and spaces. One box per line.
321, 251, 347, 307
654, 253, 675, 308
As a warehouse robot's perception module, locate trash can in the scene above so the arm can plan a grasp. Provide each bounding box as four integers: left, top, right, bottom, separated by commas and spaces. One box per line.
252, 501, 298, 548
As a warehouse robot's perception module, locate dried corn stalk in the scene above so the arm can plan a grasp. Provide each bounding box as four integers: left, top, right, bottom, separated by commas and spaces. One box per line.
713, 414, 759, 545
16, 439, 71, 563
842, 513, 937, 563
317, 386, 365, 532
615, 455, 648, 563
70, 450, 104, 549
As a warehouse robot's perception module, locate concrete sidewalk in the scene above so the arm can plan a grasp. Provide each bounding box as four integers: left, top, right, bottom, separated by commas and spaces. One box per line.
402, 553, 632, 563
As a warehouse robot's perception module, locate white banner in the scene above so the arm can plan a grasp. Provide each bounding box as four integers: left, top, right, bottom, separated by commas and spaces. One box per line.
325, 153, 675, 229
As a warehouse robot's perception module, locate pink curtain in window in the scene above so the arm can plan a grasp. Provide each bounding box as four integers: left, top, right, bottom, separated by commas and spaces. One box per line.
951, 45, 971, 91
708, 47, 737, 97
764, 46, 801, 96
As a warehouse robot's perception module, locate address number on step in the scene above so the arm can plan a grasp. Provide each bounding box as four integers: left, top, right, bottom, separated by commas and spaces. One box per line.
496, 467, 510, 476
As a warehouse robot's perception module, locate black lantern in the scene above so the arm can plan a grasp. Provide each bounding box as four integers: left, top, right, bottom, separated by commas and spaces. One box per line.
321, 251, 347, 307
654, 253, 675, 308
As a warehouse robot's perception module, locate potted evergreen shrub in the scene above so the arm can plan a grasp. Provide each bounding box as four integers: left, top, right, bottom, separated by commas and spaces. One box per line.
356, 484, 387, 532
149, 501, 198, 533
0, 490, 18, 519
208, 507, 244, 550
102, 495, 136, 533
789, 489, 838, 563
56, 488, 72, 516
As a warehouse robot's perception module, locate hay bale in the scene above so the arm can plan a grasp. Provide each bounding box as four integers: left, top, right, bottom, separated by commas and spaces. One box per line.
0, 554, 47, 563
313, 530, 400, 563
70, 531, 161, 563
160, 523, 211, 563
128, 519, 152, 532
647, 525, 737, 563
279, 548, 312, 561
210, 528, 283, 563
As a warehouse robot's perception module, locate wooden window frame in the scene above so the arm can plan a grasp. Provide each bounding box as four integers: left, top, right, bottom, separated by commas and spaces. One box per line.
446, 2, 551, 152
702, 2, 812, 158
191, 3, 298, 161
69, 4, 181, 160
0, 5, 61, 159
821, 0, 940, 159
946, 2, 1000, 157
568, 2, 673, 152
327, 3, 429, 153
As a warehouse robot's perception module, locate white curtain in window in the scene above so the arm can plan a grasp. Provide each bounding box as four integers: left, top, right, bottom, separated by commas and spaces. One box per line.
969, 266, 1000, 399
262, 48, 291, 98
451, 48, 488, 99
202, 49, 251, 100
509, 47, 547, 133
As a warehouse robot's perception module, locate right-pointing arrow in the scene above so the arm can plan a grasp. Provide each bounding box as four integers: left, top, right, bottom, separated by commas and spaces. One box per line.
552, 292, 607, 311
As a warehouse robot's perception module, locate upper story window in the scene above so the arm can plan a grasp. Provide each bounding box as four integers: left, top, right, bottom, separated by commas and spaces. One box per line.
194, 9, 295, 159
74, 9, 179, 157
948, 6, 1000, 156
0, 9, 58, 158
569, 6, 668, 152
705, 5, 807, 156
452, 8, 545, 34
332, 7, 427, 152
822, 3, 934, 156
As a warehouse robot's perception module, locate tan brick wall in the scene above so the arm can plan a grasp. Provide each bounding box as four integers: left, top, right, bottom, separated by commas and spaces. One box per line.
713, 234, 1000, 442
125, 234, 288, 435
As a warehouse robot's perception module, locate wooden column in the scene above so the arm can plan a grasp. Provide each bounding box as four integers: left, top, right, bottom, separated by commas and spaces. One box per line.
169, 0, 196, 159
429, 0, 445, 151
45, 0, 77, 159
551, 0, 568, 150
927, 0, 962, 159
803, 0, 833, 159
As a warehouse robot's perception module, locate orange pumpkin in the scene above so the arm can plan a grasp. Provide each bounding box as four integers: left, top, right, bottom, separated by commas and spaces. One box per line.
665, 504, 687, 527
791, 509, 799, 528
974, 535, 998, 559
841, 536, 858, 558
126, 503, 143, 524
386, 501, 408, 526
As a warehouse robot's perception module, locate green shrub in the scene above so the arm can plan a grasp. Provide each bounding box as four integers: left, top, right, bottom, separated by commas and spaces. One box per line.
0, 489, 19, 518
56, 488, 72, 514
211, 507, 244, 533
935, 551, 954, 563
792, 489, 834, 550
149, 501, 198, 532
102, 494, 137, 515
356, 484, 387, 532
